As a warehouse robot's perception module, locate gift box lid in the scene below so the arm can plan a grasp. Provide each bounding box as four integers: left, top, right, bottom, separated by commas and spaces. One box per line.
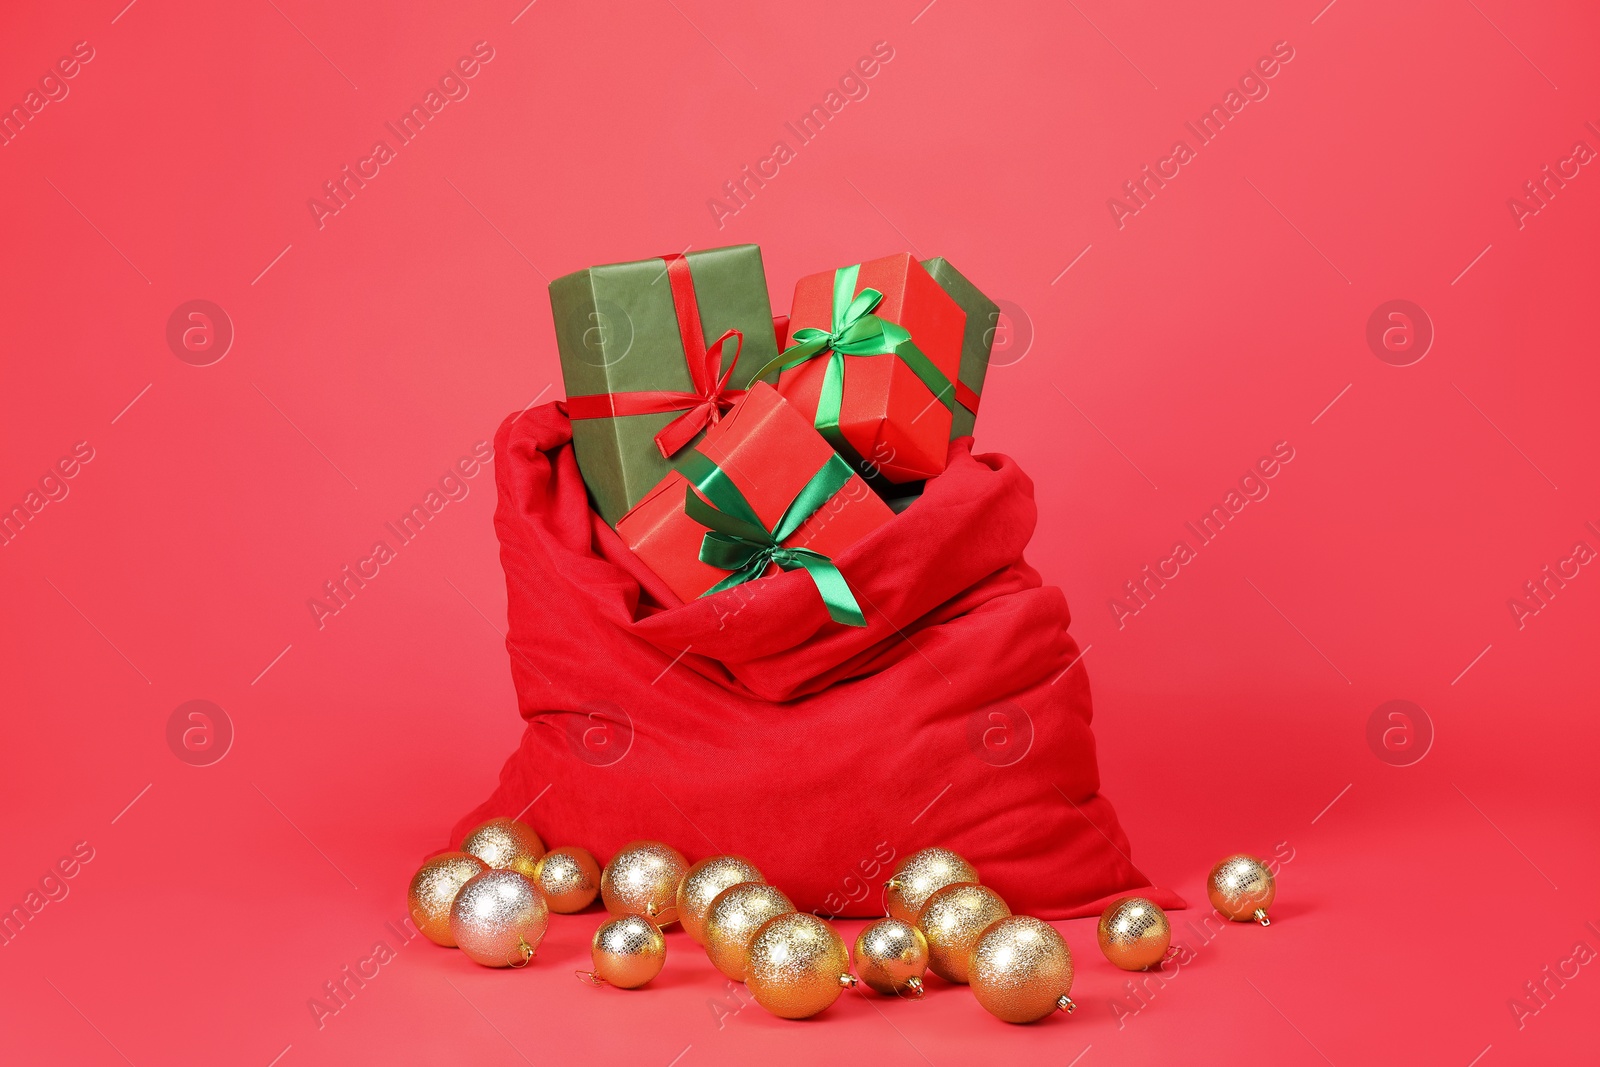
695, 381, 894, 540
781, 251, 966, 482
548, 244, 779, 526
617, 383, 894, 612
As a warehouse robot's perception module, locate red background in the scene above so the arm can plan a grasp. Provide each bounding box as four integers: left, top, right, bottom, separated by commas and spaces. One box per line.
2, 0, 1596, 1063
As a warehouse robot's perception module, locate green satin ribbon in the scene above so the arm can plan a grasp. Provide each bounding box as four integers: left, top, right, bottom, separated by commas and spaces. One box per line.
677, 449, 867, 627
749, 265, 957, 473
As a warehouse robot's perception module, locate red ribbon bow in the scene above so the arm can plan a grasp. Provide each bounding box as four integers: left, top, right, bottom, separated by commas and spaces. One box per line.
566, 253, 746, 458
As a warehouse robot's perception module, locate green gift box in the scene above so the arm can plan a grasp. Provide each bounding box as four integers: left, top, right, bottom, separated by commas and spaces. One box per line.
550, 245, 780, 526
920, 257, 999, 441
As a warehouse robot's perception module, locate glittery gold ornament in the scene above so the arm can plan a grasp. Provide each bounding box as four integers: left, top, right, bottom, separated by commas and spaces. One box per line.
580, 915, 666, 989
532, 846, 601, 914
969, 916, 1076, 1024
1097, 896, 1172, 970
704, 882, 794, 981
461, 817, 546, 879
917, 883, 1010, 984
408, 852, 488, 947
1208, 854, 1276, 925
601, 841, 688, 925
853, 918, 929, 997
677, 855, 764, 946
885, 848, 979, 924
746, 912, 857, 1019
449, 869, 549, 967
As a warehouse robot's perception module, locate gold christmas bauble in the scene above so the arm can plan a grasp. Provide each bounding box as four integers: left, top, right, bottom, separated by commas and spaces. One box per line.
461, 817, 546, 879
449, 869, 549, 967
969, 916, 1076, 1024
885, 847, 978, 924
532, 846, 601, 914
917, 882, 1010, 984
1208, 854, 1276, 925
746, 912, 857, 1019
853, 918, 929, 997
704, 882, 794, 981
601, 841, 688, 925
408, 852, 488, 947
1097, 896, 1171, 970
677, 855, 764, 946
588, 915, 667, 989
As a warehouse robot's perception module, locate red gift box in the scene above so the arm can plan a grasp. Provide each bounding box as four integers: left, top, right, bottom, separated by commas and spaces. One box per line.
616, 382, 893, 613
778, 252, 966, 483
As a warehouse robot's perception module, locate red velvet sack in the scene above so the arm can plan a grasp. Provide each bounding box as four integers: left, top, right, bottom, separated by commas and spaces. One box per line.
453, 402, 1182, 919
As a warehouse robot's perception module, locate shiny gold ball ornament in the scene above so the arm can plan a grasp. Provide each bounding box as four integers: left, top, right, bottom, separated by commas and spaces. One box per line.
601, 841, 688, 925
745, 912, 857, 1019
677, 855, 764, 945
1097, 896, 1172, 970
969, 916, 1076, 1024
853, 918, 929, 997
449, 869, 549, 967
917, 882, 1011, 984
584, 915, 667, 989
703, 882, 795, 981
531, 846, 601, 914
408, 852, 489, 947
884, 847, 979, 924
1208, 854, 1276, 925
461, 817, 546, 879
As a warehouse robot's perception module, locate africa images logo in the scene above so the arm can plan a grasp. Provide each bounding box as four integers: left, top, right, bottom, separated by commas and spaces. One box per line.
1109, 442, 1296, 628
1106, 40, 1296, 229
306, 42, 496, 229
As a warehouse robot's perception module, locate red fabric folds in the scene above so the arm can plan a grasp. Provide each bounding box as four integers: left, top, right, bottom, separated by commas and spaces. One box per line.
453, 402, 1182, 919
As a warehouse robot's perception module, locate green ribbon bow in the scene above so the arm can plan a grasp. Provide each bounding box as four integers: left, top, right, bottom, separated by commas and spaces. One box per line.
677, 449, 867, 627
749, 264, 957, 476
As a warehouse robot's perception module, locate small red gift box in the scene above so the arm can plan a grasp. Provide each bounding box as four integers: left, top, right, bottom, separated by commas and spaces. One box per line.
776, 252, 966, 483
616, 382, 893, 618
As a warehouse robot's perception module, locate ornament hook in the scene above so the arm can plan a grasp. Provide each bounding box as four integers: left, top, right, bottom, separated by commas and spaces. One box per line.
574, 969, 605, 987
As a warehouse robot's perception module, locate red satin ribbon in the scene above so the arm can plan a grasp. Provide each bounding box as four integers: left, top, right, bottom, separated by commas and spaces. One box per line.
566, 253, 745, 458
954, 380, 980, 414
